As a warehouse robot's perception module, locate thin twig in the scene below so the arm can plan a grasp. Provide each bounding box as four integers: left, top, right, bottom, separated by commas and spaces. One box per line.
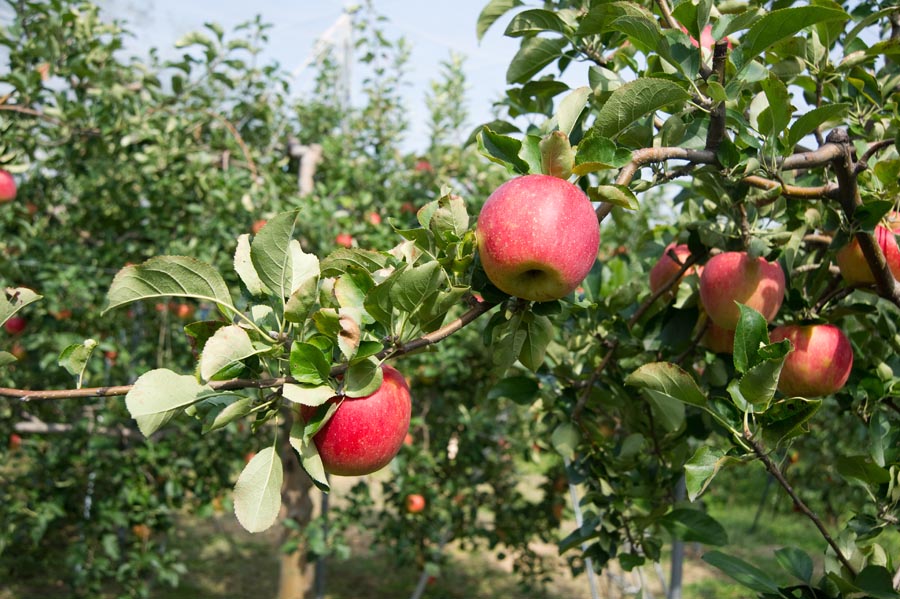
204, 110, 259, 180
745, 432, 858, 577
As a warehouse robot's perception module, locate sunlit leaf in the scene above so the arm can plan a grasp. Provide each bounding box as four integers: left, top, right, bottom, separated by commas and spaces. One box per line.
233, 446, 283, 533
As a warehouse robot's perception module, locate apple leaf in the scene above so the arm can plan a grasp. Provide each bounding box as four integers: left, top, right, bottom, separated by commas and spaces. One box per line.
233, 446, 283, 533
58, 338, 98, 388
506, 36, 568, 84
775, 547, 814, 584
234, 234, 269, 296
504, 8, 568, 37
760, 74, 792, 139
320, 248, 389, 277
728, 355, 786, 413
389, 262, 445, 313
550, 423, 580, 459
660, 508, 728, 546
732, 6, 849, 70
625, 362, 707, 407
573, 132, 631, 175
428, 193, 469, 243
289, 342, 332, 385
477, 127, 531, 174
671, 0, 711, 42
760, 397, 822, 446
518, 313, 553, 371
1, 287, 42, 326
282, 383, 335, 407
591, 78, 691, 139
289, 421, 329, 492
199, 325, 265, 382
284, 275, 319, 324
684, 446, 739, 501
200, 394, 253, 434
732, 304, 770, 374
702, 551, 781, 594
588, 184, 638, 210
476, 0, 522, 41
125, 369, 212, 436
0, 351, 16, 367
344, 358, 383, 398
552, 86, 592, 138
786, 103, 849, 151
487, 375, 540, 405
539, 131, 574, 179
250, 211, 319, 301
836, 455, 891, 486
104, 256, 235, 318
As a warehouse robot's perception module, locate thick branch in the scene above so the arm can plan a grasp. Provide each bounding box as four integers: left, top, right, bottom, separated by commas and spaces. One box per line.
745, 433, 857, 577
704, 41, 729, 152
616, 147, 718, 187
0, 300, 498, 401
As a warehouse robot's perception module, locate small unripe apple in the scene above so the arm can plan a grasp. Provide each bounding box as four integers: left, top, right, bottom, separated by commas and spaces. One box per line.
335, 233, 354, 249
4, 316, 26, 335
301, 365, 411, 476
836, 214, 900, 285
699, 251, 785, 329
769, 323, 853, 397
649, 243, 694, 294
476, 174, 600, 302
405, 493, 426, 513
251, 219, 267, 235
0, 169, 17, 203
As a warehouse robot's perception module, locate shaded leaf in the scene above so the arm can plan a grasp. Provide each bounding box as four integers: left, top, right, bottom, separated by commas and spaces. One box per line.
592, 78, 690, 139
661, 509, 728, 546
625, 362, 707, 407
126, 369, 210, 436
233, 446, 283, 533
702, 551, 781, 594
506, 36, 568, 84
734, 6, 849, 70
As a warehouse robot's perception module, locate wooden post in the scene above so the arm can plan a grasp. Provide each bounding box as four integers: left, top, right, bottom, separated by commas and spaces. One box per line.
277, 437, 315, 599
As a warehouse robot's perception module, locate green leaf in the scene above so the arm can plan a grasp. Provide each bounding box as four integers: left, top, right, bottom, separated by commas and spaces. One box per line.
613, 14, 664, 55
645, 389, 686, 431
553, 86, 592, 138
125, 369, 211, 436
625, 362, 707, 407
786, 103, 849, 151
201, 395, 253, 434
733, 304, 770, 374
592, 78, 690, 139
702, 551, 781, 594
389, 262, 444, 313
761, 397, 822, 446
289, 421, 329, 492
672, 0, 711, 42
836, 455, 891, 486
284, 275, 319, 324
289, 342, 331, 385
251, 211, 319, 301
775, 547, 813, 584
518, 314, 553, 371
0, 351, 16, 366
728, 356, 785, 411
587, 184, 638, 210
234, 234, 268, 296
282, 384, 335, 407
58, 338, 98, 388
684, 446, 736, 501
733, 6, 849, 70
476, 0, 522, 41
550, 423, 580, 459
506, 36, 568, 85
233, 446, 283, 533
104, 256, 235, 317
0, 287, 42, 326
854, 566, 900, 599
540, 132, 574, 179
487, 376, 539, 405
573, 132, 631, 175
199, 325, 260, 382
760, 74, 791, 138
320, 248, 388, 277
504, 8, 567, 37
518, 135, 543, 175
660, 509, 728, 546
429, 194, 469, 242
477, 127, 531, 174
344, 358, 383, 398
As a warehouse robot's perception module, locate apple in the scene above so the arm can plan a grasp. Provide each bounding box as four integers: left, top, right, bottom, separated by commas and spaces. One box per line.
174, 303, 194, 320
4, 316, 26, 335
366, 212, 382, 226
649, 243, 695, 294
251, 219, 267, 235
414, 159, 433, 173
836, 213, 900, 285
335, 233, 354, 249
0, 169, 16, 203
405, 493, 426, 513
476, 174, 600, 302
769, 323, 853, 397
10, 342, 26, 361
403, 433, 413, 446
400, 201, 416, 214
9, 433, 22, 451
302, 364, 411, 476
131, 523, 151, 541
104, 350, 118, 364
51, 309, 72, 321
703, 320, 735, 354
244, 451, 256, 464
699, 251, 785, 329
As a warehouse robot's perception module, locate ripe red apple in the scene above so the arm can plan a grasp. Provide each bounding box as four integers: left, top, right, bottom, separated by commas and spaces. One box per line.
366, 212, 382, 226
335, 233, 354, 249
9, 433, 22, 451
836, 213, 900, 285
0, 169, 16, 203
649, 243, 695, 294
414, 159, 433, 173
174, 303, 194, 320
405, 493, 426, 513
302, 364, 411, 476
4, 316, 26, 335
702, 320, 735, 354
769, 323, 853, 397
251, 219, 267, 235
476, 174, 600, 302
699, 251, 785, 329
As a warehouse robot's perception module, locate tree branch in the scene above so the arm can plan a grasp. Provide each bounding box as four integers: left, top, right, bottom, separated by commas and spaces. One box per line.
0, 300, 498, 401
704, 41, 729, 153
745, 432, 857, 577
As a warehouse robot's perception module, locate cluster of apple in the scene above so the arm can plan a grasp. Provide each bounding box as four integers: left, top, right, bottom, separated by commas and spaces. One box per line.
651, 240, 856, 398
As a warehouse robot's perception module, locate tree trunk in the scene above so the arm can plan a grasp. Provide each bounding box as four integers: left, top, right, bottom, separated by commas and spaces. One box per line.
277, 437, 315, 599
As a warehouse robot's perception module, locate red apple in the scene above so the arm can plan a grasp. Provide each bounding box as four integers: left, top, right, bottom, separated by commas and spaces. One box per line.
0, 169, 16, 203
4, 316, 26, 335
649, 243, 694, 294
476, 174, 600, 302
400, 201, 416, 214
244, 451, 256, 464
174, 303, 194, 320
302, 365, 411, 476
9, 433, 22, 451
405, 493, 426, 513
366, 212, 382, 226
9, 342, 26, 361
251, 219, 267, 235
836, 214, 900, 285
414, 159, 433, 173
335, 233, 354, 249
769, 324, 853, 397
699, 251, 785, 329
403, 433, 413, 446
104, 350, 118, 364
703, 320, 735, 354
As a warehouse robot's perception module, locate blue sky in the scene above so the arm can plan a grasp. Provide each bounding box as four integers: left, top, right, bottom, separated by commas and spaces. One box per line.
103, 0, 531, 153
